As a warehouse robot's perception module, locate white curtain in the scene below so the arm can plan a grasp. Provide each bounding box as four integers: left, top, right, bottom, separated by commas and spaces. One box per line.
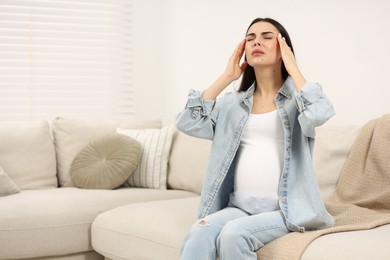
0, 0, 134, 121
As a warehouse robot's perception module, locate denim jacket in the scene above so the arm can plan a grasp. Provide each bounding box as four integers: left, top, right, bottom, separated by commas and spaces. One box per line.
176, 77, 336, 232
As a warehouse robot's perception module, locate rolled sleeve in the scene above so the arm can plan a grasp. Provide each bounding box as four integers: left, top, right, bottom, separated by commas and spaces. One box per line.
185, 89, 216, 119
295, 83, 335, 138
176, 89, 218, 140
294, 83, 323, 112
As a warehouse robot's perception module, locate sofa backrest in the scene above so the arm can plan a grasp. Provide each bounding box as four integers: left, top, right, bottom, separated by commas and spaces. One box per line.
313, 125, 360, 198
167, 128, 211, 194
167, 125, 361, 199
0, 118, 361, 197
0, 121, 57, 190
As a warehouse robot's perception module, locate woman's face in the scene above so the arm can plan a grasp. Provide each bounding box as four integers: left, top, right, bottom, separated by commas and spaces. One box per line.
244, 21, 281, 68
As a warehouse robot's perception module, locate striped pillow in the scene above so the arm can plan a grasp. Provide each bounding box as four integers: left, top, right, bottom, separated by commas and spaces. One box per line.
117, 126, 174, 189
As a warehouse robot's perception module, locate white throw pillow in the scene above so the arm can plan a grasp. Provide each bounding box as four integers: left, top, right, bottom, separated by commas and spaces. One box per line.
0, 165, 20, 197
117, 126, 174, 189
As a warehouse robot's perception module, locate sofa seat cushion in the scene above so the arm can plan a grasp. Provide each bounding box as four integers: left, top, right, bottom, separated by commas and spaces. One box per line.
21, 251, 103, 260
0, 188, 196, 260
92, 196, 390, 260
92, 197, 200, 260
301, 224, 390, 259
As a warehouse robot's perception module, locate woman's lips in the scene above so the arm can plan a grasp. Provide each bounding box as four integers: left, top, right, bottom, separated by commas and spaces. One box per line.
252, 49, 265, 56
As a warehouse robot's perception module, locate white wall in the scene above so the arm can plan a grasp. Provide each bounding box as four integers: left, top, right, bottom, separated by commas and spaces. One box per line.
134, 0, 390, 125
132, 0, 164, 120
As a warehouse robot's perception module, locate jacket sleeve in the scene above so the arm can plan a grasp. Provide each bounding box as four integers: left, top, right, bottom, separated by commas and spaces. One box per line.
175, 89, 219, 140
294, 82, 335, 138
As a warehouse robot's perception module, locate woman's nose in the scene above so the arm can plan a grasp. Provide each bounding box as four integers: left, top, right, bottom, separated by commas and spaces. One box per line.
253, 40, 261, 47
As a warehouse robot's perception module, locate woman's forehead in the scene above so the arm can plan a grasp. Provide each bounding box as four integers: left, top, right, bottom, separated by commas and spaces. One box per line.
247, 22, 278, 34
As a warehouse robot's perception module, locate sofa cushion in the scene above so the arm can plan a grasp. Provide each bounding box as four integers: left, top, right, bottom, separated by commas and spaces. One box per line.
0, 165, 20, 197
92, 197, 200, 260
70, 134, 141, 189
52, 118, 162, 187
313, 125, 360, 198
0, 121, 57, 190
20, 252, 103, 260
301, 224, 390, 259
92, 196, 390, 260
0, 187, 197, 260
116, 126, 174, 189
167, 128, 211, 194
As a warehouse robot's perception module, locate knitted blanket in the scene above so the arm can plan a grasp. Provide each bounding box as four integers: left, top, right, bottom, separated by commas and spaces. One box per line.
257, 114, 390, 259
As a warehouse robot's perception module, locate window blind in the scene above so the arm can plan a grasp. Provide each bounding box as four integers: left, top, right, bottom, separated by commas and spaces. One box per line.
0, 0, 134, 121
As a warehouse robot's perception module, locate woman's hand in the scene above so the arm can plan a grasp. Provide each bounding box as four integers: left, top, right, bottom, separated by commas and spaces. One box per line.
277, 33, 306, 91
202, 39, 248, 100
223, 38, 248, 81
277, 33, 298, 74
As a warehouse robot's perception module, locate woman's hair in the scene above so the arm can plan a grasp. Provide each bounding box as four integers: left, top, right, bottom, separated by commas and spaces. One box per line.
238, 17, 294, 92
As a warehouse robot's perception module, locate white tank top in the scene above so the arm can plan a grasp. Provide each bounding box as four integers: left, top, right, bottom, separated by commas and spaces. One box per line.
229, 110, 285, 215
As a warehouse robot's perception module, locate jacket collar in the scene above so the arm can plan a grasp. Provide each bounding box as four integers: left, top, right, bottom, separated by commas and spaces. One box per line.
242, 83, 255, 101
277, 76, 294, 100
242, 76, 294, 102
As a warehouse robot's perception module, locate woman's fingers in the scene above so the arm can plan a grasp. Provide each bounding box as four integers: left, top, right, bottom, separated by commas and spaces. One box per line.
277, 33, 297, 72
240, 60, 248, 71
232, 38, 246, 62
277, 33, 289, 54
225, 39, 247, 80
237, 38, 247, 63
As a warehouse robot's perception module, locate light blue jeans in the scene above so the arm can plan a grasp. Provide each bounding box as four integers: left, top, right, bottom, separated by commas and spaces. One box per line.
180, 207, 290, 260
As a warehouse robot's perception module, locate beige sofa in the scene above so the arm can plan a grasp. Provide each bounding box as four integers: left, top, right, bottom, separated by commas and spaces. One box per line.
1, 118, 389, 260
0, 118, 198, 260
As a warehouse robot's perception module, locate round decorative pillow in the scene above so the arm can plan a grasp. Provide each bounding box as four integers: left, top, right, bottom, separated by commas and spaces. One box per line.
70, 133, 141, 189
